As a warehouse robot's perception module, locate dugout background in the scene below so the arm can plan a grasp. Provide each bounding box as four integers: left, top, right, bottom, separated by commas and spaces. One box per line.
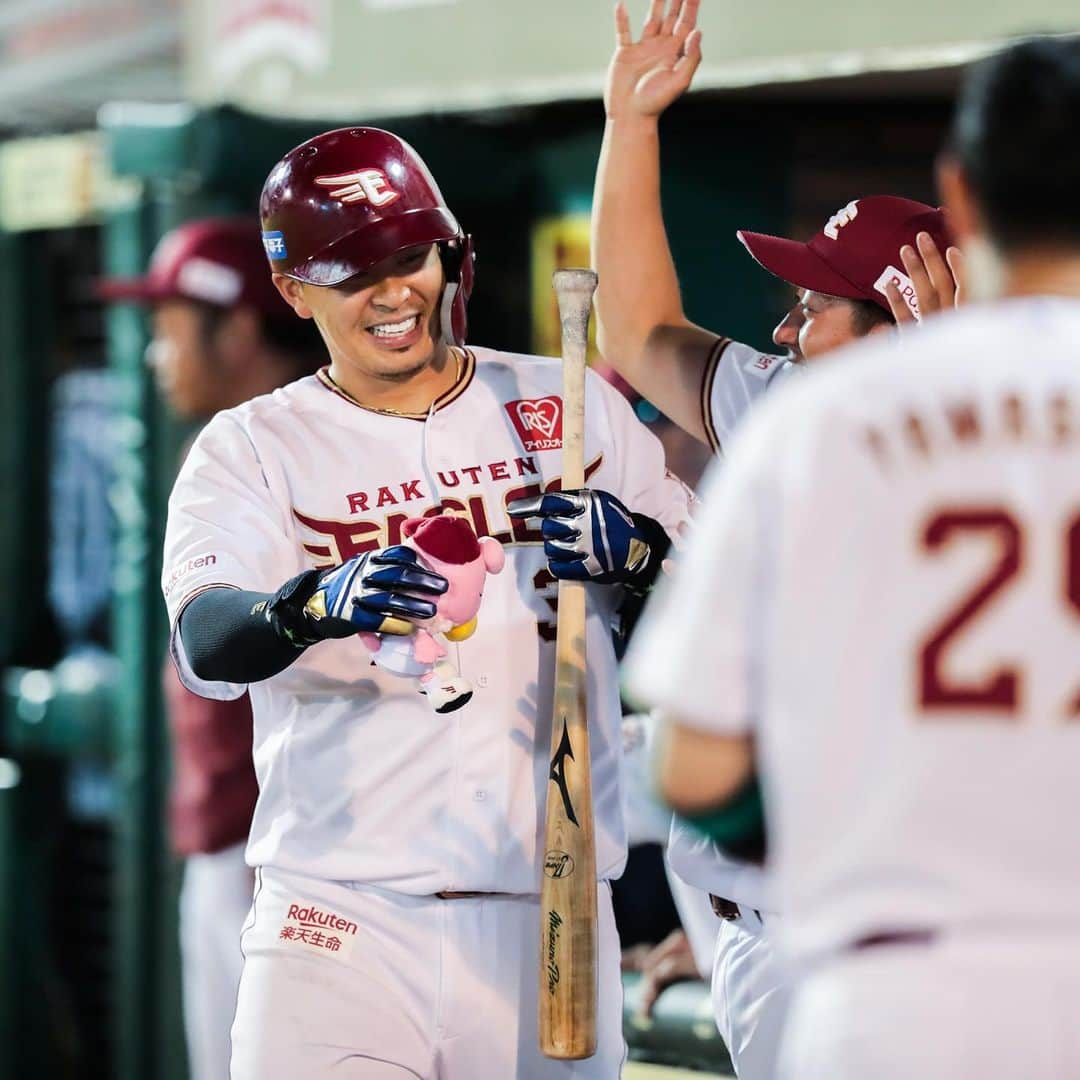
7, 0, 1046, 1068
0, 84, 955, 1077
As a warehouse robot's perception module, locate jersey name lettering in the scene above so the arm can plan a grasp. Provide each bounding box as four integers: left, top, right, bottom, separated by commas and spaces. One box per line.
297, 457, 601, 641
345, 457, 539, 513
299, 456, 604, 564
862, 390, 1080, 471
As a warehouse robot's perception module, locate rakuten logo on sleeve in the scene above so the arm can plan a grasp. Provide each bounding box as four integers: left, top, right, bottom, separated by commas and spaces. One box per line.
505, 396, 563, 452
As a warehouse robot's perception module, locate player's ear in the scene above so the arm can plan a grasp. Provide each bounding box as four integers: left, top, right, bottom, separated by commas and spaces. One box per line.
272, 273, 314, 319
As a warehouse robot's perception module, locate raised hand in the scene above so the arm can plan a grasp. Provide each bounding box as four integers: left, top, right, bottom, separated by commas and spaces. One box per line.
605, 0, 703, 120
882, 231, 967, 329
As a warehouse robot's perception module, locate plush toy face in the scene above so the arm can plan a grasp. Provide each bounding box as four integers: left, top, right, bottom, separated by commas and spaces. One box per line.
401, 515, 505, 634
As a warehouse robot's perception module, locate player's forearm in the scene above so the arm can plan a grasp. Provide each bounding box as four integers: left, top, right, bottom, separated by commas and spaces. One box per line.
592, 115, 688, 367
680, 776, 767, 863
654, 718, 755, 815
178, 586, 308, 684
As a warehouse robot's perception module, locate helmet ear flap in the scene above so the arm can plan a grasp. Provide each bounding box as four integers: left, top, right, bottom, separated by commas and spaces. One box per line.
439, 280, 463, 347
438, 235, 475, 346
438, 235, 474, 290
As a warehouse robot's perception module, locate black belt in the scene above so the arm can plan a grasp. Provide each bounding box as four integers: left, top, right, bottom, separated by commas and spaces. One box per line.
709, 894, 763, 922
434, 890, 508, 900
852, 929, 937, 950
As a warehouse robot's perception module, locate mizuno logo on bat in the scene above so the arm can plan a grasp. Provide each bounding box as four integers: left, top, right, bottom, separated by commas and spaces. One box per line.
549, 719, 579, 827
314, 168, 400, 207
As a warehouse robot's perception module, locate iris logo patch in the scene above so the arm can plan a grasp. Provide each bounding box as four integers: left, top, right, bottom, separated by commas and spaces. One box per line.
505, 396, 563, 452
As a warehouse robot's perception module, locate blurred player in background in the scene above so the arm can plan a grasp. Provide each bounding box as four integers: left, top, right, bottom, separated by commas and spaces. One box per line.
594, 364, 717, 1016
631, 35, 1080, 1080
99, 219, 320, 1080
592, 2, 960, 1075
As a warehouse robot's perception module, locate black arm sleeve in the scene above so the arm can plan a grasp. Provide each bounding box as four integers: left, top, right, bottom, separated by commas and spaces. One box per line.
178, 577, 317, 684
615, 512, 673, 656
631, 511, 674, 592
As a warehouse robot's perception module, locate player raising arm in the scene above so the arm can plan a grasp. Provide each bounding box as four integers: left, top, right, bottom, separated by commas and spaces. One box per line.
594, 4, 961, 1077
592, 0, 964, 452
592, 0, 711, 443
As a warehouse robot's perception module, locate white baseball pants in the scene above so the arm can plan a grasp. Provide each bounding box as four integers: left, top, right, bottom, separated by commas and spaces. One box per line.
230, 867, 626, 1079
711, 908, 789, 1079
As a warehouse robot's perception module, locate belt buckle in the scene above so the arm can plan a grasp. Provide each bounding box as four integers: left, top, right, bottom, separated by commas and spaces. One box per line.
709, 895, 741, 920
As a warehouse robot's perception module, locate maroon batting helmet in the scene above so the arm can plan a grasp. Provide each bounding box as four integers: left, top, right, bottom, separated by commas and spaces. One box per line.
259, 127, 475, 345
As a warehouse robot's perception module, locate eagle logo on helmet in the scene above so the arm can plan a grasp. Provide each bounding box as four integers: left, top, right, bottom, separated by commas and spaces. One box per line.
314, 168, 400, 208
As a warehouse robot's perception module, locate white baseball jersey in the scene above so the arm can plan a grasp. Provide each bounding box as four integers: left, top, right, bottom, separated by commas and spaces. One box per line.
629, 296, 1080, 966
663, 335, 793, 910
702, 336, 796, 454
665, 817, 772, 912
163, 346, 691, 893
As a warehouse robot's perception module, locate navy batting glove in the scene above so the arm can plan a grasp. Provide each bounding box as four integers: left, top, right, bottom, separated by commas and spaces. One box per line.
507, 489, 666, 586
267, 547, 448, 646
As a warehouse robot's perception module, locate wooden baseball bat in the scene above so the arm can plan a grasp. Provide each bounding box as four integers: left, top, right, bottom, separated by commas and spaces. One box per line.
539, 268, 599, 1060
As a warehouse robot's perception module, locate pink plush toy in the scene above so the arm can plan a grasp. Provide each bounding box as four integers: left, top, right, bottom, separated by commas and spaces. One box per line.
359, 513, 505, 713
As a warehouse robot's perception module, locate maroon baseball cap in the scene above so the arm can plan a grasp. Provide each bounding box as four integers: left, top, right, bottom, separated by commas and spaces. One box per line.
737, 196, 953, 315
97, 217, 288, 317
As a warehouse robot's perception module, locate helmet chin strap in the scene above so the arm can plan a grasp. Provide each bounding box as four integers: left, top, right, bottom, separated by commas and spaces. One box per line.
439, 280, 461, 346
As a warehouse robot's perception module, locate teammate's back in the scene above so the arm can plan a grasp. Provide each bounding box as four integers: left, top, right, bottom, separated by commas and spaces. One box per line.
754, 297, 1080, 962
632, 34, 1080, 1080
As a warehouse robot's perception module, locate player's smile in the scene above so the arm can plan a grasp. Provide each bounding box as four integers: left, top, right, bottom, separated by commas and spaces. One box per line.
364, 311, 426, 352
367, 313, 420, 341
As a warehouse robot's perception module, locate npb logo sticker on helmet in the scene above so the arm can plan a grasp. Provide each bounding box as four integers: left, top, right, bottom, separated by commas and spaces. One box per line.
262, 231, 288, 261
315, 169, 400, 207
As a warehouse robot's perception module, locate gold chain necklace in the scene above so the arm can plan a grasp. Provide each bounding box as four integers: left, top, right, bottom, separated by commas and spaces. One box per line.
326, 347, 463, 417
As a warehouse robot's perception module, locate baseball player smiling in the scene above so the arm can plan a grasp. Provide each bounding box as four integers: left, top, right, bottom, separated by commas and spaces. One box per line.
162, 126, 691, 1079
